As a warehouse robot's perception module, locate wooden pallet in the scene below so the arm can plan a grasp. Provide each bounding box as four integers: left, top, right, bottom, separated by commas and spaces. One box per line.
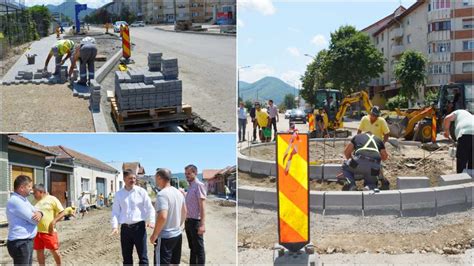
111, 97, 192, 131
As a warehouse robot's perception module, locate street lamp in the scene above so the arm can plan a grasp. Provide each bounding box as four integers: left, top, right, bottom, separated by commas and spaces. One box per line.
238, 65, 251, 100
304, 53, 315, 59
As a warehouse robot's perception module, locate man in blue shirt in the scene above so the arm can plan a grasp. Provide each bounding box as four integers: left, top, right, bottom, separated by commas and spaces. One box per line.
6, 175, 43, 266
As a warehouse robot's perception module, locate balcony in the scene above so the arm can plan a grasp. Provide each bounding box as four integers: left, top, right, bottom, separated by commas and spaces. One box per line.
391, 27, 404, 40
391, 45, 405, 57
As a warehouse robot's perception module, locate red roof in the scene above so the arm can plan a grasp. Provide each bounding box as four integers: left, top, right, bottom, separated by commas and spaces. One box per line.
203, 169, 221, 180
8, 135, 57, 156
48, 145, 118, 173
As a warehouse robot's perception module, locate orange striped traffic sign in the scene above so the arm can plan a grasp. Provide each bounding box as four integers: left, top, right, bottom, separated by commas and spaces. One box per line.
276, 132, 309, 252
431, 114, 437, 143
308, 113, 315, 131
122, 25, 131, 59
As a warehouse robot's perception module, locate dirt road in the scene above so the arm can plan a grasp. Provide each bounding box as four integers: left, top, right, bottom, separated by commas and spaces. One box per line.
238, 206, 474, 264
0, 199, 236, 264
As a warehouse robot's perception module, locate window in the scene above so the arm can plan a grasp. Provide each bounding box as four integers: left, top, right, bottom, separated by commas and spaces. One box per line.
462, 19, 474, 29
463, 41, 474, 50
429, 63, 451, 74
376, 36, 379, 45
436, 42, 451, 52
81, 178, 90, 192
222, 6, 233, 12
407, 34, 412, 44
463, 0, 473, 6
431, 0, 451, 10
381, 47, 384, 53
463, 63, 473, 73
407, 18, 411, 25
381, 33, 384, 41
429, 21, 451, 32
192, 12, 199, 17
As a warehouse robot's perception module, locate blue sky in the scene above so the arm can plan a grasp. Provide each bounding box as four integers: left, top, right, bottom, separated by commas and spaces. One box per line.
23, 134, 236, 174
25, 0, 112, 9
238, 0, 417, 87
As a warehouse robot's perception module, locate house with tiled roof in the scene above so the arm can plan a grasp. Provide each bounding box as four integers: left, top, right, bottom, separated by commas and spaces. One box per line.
47, 145, 120, 208
0, 135, 58, 223
203, 165, 236, 196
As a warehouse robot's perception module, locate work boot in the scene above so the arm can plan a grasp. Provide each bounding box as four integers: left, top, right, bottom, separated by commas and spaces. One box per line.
77, 80, 87, 86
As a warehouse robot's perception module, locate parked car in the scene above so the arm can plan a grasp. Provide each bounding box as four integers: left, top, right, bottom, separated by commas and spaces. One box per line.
114, 21, 128, 32
284, 110, 292, 119
130, 21, 145, 27
289, 109, 307, 124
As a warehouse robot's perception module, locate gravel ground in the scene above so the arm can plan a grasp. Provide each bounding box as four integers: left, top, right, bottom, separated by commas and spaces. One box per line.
0, 84, 94, 132
238, 206, 474, 264
240, 141, 454, 190
0, 199, 236, 264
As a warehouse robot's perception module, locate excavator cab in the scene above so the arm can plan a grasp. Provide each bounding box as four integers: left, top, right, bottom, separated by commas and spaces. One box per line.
314, 89, 343, 124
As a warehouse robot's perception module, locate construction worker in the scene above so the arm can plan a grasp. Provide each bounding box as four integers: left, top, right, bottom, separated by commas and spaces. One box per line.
315, 108, 328, 138
32, 184, 65, 266
358, 106, 390, 143
255, 102, 271, 142
68, 37, 97, 86
340, 132, 389, 191
443, 109, 474, 173
43, 39, 76, 75
63, 206, 77, 220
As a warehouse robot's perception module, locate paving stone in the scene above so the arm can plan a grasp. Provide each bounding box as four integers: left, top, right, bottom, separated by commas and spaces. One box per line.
400, 188, 436, 217
434, 185, 467, 214
438, 173, 472, 186
363, 190, 401, 216
325, 191, 363, 215
397, 176, 430, 189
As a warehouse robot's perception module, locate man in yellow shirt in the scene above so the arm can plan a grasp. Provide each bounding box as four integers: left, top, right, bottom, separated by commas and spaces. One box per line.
32, 184, 65, 266
255, 102, 271, 142
43, 39, 76, 75
63, 206, 77, 220
358, 106, 390, 143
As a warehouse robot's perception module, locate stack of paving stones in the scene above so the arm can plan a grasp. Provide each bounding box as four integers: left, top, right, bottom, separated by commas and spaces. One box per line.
161, 58, 179, 80
89, 79, 101, 111
148, 52, 162, 71
114, 52, 183, 112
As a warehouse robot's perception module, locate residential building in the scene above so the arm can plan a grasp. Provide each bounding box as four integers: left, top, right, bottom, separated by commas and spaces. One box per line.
202, 165, 236, 195
47, 146, 119, 208
362, 0, 473, 106
0, 135, 57, 222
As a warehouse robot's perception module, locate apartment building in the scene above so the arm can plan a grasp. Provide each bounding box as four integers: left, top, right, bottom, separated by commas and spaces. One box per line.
363, 0, 473, 105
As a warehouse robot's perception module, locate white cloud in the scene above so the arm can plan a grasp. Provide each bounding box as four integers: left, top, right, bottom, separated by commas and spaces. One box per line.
239, 64, 275, 83
239, 0, 276, 16
26, 0, 112, 9
287, 47, 301, 57
311, 34, 329, 50
281, 70, 303, 88
237, 18, 245, 28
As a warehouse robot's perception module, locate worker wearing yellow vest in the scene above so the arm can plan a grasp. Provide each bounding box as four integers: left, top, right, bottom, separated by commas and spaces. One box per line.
43, 39, 76, 75
315, 108, 328, 138
340, 132, 389, 191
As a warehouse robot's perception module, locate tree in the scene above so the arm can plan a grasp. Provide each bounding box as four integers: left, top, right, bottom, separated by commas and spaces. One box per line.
324, 25, 385, 94
300, 49, 329, 105
29, 5, 51, 37
282, 94, 296, 110
244, 100, 253, 111
394, 50, 427, 102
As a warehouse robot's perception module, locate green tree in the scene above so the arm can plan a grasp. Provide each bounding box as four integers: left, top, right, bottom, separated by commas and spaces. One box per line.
394, 50, 427, 102
29, 5, 51, 37
244, 100, 253, 111
324, 25, 385, 94
282, 94, 296, 110
300, 49, 329, 105
178, 180, 188, 189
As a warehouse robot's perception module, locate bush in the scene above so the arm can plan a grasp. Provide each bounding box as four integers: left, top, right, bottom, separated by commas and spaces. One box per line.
425, 89, 439, 106
386, 95, 408, 110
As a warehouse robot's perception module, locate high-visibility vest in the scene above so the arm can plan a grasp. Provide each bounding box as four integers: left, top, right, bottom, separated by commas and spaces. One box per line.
56, 40, 75, 56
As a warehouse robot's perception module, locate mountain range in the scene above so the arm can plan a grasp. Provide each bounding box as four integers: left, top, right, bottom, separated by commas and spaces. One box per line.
239, 76, 298, 105
46, 0, 96, 21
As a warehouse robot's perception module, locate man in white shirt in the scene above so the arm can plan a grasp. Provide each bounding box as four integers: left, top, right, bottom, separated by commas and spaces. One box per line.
267, 99, 279, 141
111, 169, 155, 265
150, 168, 186, 265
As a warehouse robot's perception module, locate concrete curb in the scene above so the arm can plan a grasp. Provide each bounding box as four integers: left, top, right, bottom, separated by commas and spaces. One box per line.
154, 27, 236, 37
95, 49, 122, 83
238, 183, 474, 216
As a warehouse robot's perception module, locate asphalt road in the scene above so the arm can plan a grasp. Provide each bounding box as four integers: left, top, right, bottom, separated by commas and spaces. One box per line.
106, 26, 236, 131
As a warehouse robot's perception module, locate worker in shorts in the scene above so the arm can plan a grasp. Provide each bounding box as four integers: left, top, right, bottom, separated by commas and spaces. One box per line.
32, 184, 65, 266
339, 132, 389, 191
68, 37, 97, 86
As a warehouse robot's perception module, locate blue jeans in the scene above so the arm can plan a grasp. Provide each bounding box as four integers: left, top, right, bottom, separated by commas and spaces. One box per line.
238, 119, 247, 141
120, 221, 148, 265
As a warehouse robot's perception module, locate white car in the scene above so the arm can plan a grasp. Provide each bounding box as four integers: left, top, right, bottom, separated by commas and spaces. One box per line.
284, 110, 292, 119
114, 21, 128, 32
131, 21, 145, 27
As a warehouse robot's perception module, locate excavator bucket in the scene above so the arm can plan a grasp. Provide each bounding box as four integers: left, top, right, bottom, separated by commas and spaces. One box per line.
386, 116, 409, 138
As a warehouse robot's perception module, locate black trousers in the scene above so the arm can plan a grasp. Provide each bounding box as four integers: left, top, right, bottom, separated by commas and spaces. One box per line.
185, 219, 205, 265
154, 234, 182, 265
457, 134, 473, 173
7, 238, 33, 266
270, 117, 277, 137
251, 119, 258, 140
121, 221, 148, 265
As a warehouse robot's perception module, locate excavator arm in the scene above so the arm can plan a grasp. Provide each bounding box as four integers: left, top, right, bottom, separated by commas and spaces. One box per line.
333, 91, 373, 128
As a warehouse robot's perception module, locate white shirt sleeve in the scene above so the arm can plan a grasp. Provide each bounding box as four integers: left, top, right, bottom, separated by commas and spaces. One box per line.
143, 189, 155, 224
111, 191, 121, 229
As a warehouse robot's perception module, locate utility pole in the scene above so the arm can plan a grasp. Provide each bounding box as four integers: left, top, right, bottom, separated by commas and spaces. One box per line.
173, 0, 177, 24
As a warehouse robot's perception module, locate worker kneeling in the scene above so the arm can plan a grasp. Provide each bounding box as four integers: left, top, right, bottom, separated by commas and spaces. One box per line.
340, 132, 389, 191
68, 37, 97, 86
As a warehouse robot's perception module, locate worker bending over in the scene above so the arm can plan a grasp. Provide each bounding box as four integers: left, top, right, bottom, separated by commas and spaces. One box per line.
68, 37, 97, 86
358, 106, 390, 143
340, 132, 389, 191
44, 39, 76, 75
443, 109, 474, 173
